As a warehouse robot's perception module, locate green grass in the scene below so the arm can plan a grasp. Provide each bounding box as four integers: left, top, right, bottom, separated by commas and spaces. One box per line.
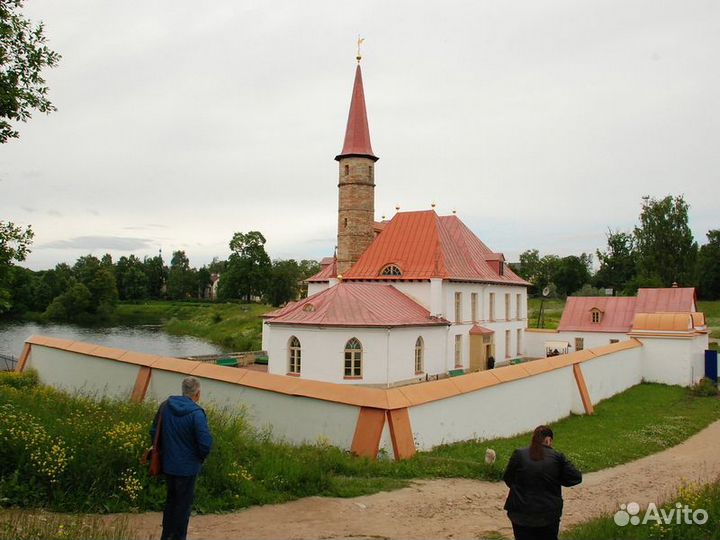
698, 301, 720, 339
2, 371, 719, 516
527, 298, 566, 329
113, 301, 273, 351
0, 510, 131, 540
562, 477, 720, 539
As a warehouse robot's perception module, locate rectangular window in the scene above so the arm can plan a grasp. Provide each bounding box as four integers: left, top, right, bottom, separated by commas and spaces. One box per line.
505, 329, 511, 358
516, 329, 522, 357
489, 293, 496, 321
610, 339, 620, 344
505, 293, 511, 320
454, 292, 462, 323
575, 337, 584, 351
516, 293, 522, 320
471, 292, 478, 323
454, 334, 462, 368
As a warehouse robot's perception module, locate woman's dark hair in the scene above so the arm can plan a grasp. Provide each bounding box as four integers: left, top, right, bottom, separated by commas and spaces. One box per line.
529, 425, 554, 461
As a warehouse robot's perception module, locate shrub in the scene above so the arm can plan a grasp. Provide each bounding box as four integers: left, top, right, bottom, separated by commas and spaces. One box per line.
690, 377, 718, 397
0, 369, 38, 390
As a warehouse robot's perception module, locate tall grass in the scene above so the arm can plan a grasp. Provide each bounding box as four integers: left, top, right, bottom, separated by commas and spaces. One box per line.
562, 477, 720, 539
0, 511, 131, 540
1, 371, 719, 515
113, 301, 272, 350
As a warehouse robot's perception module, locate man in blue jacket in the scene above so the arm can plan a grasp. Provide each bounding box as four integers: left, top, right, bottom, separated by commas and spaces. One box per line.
150, 377, 213, 540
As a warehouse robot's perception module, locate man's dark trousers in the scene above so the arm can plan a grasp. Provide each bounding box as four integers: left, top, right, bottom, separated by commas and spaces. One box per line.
161, 474, 198, 540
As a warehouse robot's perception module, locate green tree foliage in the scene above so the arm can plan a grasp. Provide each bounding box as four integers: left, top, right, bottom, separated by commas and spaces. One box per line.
219, 231, 271, 301
594, 230, 637, 294
697, 230, 720, 300
0, 220, 33, 312
115, 255, 148, 301
634, 195, 698, 287
142, 254, 167, 299
553, 254, 593, 296
0, 0, 61, 143
45, 282, 92, 322
167, 250, 198, 300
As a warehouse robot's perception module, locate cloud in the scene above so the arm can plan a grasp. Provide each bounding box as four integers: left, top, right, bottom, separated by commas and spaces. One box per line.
122, 224, 169, 231
46, 210, 63, 217
40, 236, 154, 250
21, 206, 36, 213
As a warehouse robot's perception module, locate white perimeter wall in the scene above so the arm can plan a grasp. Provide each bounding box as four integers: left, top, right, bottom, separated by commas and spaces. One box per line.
525, 330, 629, 358
410, 366, 575, 449
25, 346, 140, 399
147, 369, 360, 447
639, 334, 708, 386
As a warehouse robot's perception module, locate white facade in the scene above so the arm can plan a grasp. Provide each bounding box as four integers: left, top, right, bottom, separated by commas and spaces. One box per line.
266, 323, 448, 386
265, 280, 528, 384
525, 330, 630, 358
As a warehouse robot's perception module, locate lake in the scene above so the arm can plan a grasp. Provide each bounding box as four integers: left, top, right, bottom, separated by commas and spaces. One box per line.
0, 321, 227, 360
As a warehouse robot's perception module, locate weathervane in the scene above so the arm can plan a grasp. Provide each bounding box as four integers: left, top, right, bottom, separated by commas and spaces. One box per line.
356, 35, 365, 64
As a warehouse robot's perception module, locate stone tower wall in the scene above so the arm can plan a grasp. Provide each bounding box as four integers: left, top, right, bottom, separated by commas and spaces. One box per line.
337, 156, 375, 274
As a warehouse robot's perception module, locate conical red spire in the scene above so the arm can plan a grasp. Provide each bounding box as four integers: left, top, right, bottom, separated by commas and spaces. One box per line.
335, 65, 378, 162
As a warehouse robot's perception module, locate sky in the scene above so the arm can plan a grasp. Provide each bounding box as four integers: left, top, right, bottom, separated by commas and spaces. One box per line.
2, 0, 718, 271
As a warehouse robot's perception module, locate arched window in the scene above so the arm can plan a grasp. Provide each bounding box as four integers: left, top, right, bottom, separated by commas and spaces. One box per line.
380, 264, 402, 276
288, 336, 301, 374
344, 337, 362, 378
344, 164, 349, 176
414, 336, 424, 374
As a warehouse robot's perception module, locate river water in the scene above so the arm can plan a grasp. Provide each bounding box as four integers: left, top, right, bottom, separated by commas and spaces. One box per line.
0, 321, 226, 360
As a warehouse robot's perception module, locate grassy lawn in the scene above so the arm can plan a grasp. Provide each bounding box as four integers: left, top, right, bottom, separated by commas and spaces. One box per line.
698, 301, 720, 339
2, 370, 719, 516
562, 477, 720, 539
113, 301, 273, 351
527, 298, 566, 329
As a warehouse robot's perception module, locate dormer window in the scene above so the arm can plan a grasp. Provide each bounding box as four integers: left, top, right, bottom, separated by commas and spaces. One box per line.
590, 308, 603, 324
499, 263, 504, 276
380, 264, 402, 276
303, 303, 316, 312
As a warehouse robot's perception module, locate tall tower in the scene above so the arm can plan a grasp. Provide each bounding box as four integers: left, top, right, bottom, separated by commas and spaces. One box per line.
335, 62, 378, 275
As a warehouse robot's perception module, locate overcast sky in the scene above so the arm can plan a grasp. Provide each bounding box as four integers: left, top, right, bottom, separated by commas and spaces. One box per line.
2, 0, 718, 271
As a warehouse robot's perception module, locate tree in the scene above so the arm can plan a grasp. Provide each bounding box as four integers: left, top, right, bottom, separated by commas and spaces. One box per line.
553, 254, 593, 296
218, 231, 271, 301
266, 259, 302, 307
116, 255, 148, 301
72, 255, 118, 316
167, 250, 197, 300
594, 230, 637, 294
0, 220, 33, 312
1, 0, 61, 143
143, 254, 167, 299
45, 282, 92, 322
634, 195, 698, 286
697, 230, 720, 300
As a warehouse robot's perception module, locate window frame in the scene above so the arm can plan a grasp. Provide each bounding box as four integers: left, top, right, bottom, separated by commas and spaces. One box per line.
343, 337, 363, 378
414, 336, 424, 374
288, 336, 301, 375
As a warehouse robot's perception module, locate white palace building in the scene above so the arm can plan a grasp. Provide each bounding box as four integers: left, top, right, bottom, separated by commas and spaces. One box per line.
261, 62, 529, 386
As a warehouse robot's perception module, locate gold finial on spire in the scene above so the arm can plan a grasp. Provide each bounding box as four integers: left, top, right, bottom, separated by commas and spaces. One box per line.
356, 35, 365, 64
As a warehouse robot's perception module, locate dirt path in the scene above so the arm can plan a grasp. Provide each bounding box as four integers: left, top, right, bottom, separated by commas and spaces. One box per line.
124, 420, 720, 539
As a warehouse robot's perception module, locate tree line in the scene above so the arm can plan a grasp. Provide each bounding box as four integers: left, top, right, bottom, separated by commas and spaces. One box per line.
510, 195, 720, 299
0, 228, 320, 322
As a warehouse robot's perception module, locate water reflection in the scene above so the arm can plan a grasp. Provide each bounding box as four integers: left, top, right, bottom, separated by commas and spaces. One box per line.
0, 321, 226, 359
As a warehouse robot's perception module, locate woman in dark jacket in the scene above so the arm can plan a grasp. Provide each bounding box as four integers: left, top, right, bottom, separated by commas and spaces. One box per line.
503, 425, 582, 540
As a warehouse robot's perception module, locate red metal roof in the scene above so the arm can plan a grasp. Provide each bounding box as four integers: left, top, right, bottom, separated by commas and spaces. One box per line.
635, 287, 696, 313
558, 296, 638, 333
342, 210, 528, 285
335, 65, 377, 161
266, 282, 450, 327
470, 325, 494, 335
305, 256, 337, 283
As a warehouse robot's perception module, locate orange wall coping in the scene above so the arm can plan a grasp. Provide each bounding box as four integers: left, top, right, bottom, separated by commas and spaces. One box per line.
525, 328, 559, 333
24, 335, 643, 411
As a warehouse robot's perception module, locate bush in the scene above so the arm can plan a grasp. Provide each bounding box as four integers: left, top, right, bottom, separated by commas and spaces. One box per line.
0, 369, 38, 390
690, 377, 718, 397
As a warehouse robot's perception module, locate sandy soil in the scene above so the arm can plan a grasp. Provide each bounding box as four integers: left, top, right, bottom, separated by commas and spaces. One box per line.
122, 420, 720, 539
